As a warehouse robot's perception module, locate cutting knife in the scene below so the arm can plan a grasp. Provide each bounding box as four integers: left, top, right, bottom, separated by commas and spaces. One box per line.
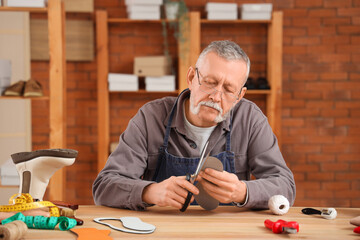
180, 140, 210, 212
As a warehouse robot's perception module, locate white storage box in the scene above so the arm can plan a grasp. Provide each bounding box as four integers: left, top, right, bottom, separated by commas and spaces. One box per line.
205, 3, 237, 12
108, 73, 138, 91
7, 0, 45, 7
125, 0, 162, 5
207, 11, 238, 20
145, 75, 175, 92
205, 2, 238, 20
241, 3, 273, 20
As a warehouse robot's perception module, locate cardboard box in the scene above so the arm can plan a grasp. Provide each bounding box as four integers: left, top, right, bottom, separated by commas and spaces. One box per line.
134, 56, 171, 76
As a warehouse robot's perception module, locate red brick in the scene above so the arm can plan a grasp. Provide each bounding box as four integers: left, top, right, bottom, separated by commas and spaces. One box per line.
296, 181, 321, 190
334, 135, 360, 144
324, 0, 352, 7
322, 144, 351, 153
323, 90, 351, 100
353, 16, 360, 25
291, 72, 318, 81
336, 44, 360, 53
322, 182, 350, 191
320, 72, 348, 81
307, 172, 335, 181
292, 17, 321, 27
282, 118, 305, 127
283, 46, 307, 54
305, 118, 334, 128
282, 100, 306, 108
334, 190, 360, 198
318, 53, 351, 63
306, 135, 334, 144
292, 164, 319, 172
307, 190, 335, 199
306, 100, 334, 109
321, 163, 349, 171
293, 91, 322, 100
308, 154, 336, 162
283, 9, 308, 17
338, 8, 360, 17
293, 144, 321, 153
308, 26, 336, 36
289, 127, 319, 136
295, 0, 323, 8
307, 45, 335, 54
320, 109, 349, 118
283, 27, 307, 37
292, 109, 321, 117
305, 82, 334, 91
324, 17, 352, 26
338, 153, 360, 162
338, 25, 360, 34
335, 101, 360, 109
309, 9, 337, 17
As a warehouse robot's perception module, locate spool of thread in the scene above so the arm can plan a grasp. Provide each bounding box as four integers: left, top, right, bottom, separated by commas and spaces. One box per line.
321, 208, 337, 220
268, 195, 290, 215
0, 220, 28, 240
61, 208, 74, 217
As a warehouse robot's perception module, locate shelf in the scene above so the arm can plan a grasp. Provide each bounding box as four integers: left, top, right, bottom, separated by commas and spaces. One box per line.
106, 18, 271, 24
96, 10, 283, 172
109, 90, 179, 95
0, 96, 49, 100
246, 89, 271, 95
0, 6, 47, 12
0, 0, 67, 200
108, 18, 177, 24
201, 19, 271, 24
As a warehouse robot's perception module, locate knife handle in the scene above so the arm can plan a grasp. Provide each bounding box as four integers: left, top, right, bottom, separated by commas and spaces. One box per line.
180, 173, 192, 212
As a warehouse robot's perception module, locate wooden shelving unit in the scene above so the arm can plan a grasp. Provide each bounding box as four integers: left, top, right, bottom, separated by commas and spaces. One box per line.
178, 11, 283, 142
0, 0, 68, 201
96, 11, 283, 172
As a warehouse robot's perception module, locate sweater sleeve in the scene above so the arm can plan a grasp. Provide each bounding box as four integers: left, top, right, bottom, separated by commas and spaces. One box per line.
92, 110, 154, 210
243, 118, 296, 209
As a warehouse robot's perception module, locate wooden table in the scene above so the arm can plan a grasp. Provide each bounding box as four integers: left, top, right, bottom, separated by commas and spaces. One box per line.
22, 205, 359, 239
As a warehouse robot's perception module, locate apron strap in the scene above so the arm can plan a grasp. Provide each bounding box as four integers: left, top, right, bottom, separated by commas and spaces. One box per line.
162, 88, 188, 148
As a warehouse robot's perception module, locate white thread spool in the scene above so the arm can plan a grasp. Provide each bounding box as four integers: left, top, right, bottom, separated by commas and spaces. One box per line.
321, 208, 337, 220
268, 195, 290, 215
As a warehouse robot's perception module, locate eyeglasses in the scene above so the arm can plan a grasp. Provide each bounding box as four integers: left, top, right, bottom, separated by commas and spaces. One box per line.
195, 68, 241, 103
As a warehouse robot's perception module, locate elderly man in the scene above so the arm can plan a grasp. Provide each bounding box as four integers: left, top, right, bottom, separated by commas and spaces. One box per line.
93, 40, 296, 211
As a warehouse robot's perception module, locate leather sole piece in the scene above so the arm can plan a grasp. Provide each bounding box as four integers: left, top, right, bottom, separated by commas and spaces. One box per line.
11, 149, 78, 164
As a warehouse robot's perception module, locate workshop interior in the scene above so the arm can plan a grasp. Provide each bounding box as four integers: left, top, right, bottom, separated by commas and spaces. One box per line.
0, 0, 359, 239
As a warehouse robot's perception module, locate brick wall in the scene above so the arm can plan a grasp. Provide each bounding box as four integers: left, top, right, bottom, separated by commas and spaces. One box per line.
31, 0, 360, 206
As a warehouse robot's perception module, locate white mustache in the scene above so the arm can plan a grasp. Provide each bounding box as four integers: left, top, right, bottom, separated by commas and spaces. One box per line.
198, 101, 223, 114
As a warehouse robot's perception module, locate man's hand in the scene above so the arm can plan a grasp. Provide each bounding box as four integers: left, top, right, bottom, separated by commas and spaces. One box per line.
198, 168, 247, 204
142, 176, 199, 209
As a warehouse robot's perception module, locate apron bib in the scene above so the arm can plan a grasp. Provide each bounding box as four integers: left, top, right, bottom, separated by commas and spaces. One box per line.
152, 92, 236, 205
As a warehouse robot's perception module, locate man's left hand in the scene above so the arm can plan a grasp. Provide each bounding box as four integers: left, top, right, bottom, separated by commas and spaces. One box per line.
198, 168, 247, 204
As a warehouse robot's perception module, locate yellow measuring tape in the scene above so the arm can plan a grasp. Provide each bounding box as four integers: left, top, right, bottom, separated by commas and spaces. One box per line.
0, 193, 60, 217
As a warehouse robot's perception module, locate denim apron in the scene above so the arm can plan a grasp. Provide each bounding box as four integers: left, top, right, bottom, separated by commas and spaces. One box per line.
152, 93, 236, 205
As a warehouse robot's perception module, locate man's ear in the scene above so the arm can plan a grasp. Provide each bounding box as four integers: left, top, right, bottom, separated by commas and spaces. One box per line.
235, 87, 247, 105
186, 67, 196, 91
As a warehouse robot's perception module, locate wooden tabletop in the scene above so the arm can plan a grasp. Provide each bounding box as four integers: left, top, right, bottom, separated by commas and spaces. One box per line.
22, 205, 360, 239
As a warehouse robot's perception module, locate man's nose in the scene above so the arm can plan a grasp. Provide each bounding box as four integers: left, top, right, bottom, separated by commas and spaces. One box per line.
209, 88, 222, 102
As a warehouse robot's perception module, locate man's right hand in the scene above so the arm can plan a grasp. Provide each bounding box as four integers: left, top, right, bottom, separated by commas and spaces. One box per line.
142, 176, 199, 209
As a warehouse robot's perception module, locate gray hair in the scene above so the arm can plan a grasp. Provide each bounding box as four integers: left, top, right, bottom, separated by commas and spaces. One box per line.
195, 40, 251, 84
